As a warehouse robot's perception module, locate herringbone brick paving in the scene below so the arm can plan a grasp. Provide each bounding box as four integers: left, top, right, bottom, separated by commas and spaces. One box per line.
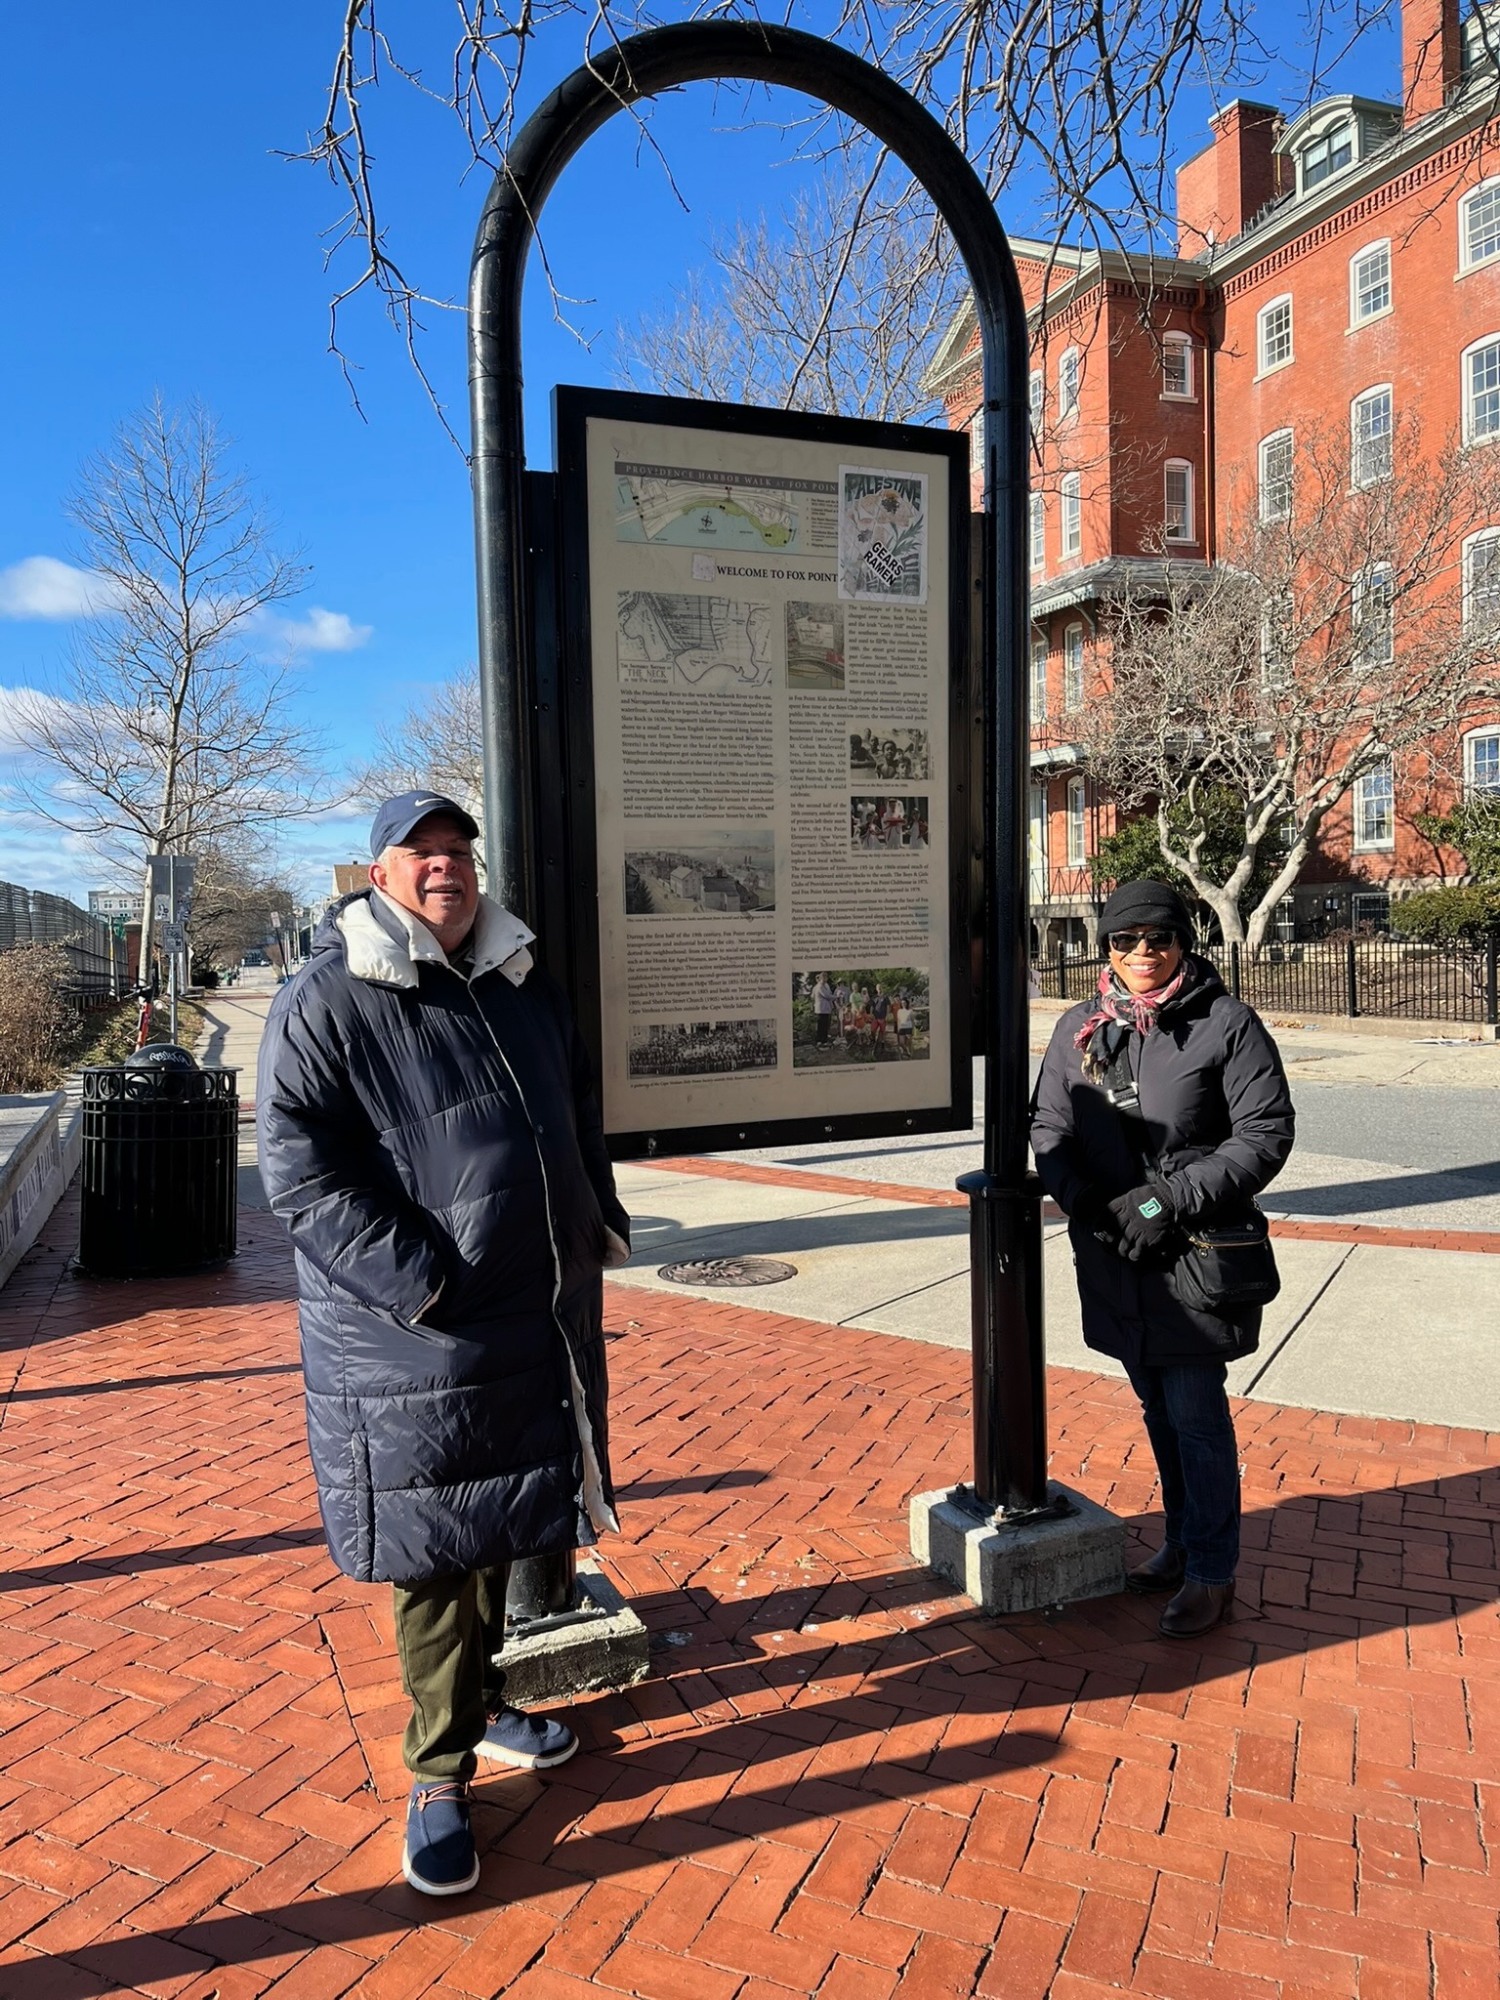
1, 1187, 1497, 1997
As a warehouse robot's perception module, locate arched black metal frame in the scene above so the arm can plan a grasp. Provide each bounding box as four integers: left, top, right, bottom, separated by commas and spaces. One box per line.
469, 20, 1043, 1515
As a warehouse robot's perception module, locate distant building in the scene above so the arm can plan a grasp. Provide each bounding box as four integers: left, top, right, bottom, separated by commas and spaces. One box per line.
331, 863, 369, 898
88, 888, 144, 921
701, 874, 750, 912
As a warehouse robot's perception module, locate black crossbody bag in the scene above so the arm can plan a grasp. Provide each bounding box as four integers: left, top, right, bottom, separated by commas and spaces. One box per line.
1098, 1034, 1280, 1314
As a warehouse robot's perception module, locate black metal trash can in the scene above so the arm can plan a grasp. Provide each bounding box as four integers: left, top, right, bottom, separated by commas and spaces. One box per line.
78, 1046, 239, 1277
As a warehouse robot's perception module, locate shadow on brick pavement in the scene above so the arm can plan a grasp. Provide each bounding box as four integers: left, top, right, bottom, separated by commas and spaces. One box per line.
1, 1192, 1497, 1997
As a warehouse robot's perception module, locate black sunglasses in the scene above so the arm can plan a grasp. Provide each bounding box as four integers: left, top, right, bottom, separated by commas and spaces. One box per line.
1108, 928, 1178, 953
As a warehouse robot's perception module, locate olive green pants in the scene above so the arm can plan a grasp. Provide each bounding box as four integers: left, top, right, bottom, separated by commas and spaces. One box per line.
391, 1566, 510, 1781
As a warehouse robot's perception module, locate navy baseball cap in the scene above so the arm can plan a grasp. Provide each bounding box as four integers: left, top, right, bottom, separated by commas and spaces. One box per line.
369, 791, 480, 858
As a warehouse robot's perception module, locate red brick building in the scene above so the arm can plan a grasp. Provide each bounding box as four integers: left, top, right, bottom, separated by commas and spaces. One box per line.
927, 0, 1500, 951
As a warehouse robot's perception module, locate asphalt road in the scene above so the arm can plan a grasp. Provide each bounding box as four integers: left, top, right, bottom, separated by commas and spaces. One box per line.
730, 1057, 1500, 1227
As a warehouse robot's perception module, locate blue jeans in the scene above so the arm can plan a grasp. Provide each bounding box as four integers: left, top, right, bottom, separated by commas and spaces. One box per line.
1124, 1361, 1240, 1585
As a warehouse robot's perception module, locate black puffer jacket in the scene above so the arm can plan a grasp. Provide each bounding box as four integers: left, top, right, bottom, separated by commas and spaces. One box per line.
1031, 957, 1294, 1368
255, 890, 630, 1584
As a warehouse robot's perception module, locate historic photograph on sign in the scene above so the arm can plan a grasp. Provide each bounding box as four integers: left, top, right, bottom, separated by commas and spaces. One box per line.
849, 726, 929, 782
850, 795, 930, 852
838, 467, 928, 604
624, 831, 775, 916
784, 599, 845, 690
792, 968, 930, 1068
628, 1019, 779, 1079
617, 589, 774, 692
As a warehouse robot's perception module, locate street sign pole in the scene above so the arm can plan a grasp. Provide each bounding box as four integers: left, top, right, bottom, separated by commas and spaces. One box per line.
168, 854, 179, 1045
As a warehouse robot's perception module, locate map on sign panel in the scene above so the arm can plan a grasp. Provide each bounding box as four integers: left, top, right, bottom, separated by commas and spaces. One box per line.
614, 459, 823, 553
616, 590, 774, 693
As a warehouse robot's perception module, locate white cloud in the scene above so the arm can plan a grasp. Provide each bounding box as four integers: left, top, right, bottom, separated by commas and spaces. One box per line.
258, 606, 373, 654
0, 556, 122, 621
0, 804, 99, 902
0, 684, 75, 754
0, 565, 372, 661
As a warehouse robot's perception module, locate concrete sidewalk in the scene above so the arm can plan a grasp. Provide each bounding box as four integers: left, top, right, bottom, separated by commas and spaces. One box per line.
1, 1186, 1497, 1999
196, 989, 275, 1084
612, 1158, 1500, 1433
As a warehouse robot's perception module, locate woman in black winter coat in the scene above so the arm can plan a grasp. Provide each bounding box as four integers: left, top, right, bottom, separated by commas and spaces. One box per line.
1030, 880, 1295, 1637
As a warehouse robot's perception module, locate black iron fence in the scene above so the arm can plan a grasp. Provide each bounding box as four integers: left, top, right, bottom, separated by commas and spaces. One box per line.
0, 881, 130, 1005
1034, 934, 1500, 1026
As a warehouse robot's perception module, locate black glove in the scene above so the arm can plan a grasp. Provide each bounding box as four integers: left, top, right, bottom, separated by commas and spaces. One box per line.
1107, 1181, 1178, 1261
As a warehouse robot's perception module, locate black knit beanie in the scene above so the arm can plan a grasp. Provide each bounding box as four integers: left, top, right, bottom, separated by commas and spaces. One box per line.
1098, 879, 1194, 942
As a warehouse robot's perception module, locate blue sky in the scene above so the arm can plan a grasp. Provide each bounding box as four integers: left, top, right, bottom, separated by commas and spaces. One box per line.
0, 4, 1396, 905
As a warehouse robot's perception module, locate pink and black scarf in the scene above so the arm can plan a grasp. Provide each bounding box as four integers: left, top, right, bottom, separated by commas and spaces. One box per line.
1073, 961, 1190, 1082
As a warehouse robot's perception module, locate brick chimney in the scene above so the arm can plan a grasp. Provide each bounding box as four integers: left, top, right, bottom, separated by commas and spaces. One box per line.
1402, 0, 1461, 121
1176, 101, 1289, 257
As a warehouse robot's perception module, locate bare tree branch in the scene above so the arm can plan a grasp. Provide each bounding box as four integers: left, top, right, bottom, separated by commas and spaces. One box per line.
615, 168, 967, 420
293, 0, 1327, 407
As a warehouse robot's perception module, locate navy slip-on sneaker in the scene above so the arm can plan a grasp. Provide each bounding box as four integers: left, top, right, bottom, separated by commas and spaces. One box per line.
402, 1780, 480, 1896
475, 1704, 578, 1770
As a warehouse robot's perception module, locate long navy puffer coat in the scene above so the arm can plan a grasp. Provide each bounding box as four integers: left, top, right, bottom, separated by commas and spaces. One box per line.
1031, 956, 1295, 1370
255, 889, 630, 1584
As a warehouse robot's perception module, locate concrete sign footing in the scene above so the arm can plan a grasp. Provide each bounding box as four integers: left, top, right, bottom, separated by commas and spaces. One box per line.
497, 1565, 651, 1706
910, 1481, 1126, 1614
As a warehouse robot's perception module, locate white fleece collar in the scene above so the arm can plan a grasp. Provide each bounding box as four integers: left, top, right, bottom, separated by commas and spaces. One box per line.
337, 889, 535, 989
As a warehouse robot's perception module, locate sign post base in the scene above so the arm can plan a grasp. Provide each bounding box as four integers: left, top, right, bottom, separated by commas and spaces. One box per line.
910, 1482, 1125, 1615
498, 1564, 650, 1707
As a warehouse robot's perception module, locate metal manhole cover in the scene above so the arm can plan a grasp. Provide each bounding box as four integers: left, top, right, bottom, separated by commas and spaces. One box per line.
658, 1256, 798, 1288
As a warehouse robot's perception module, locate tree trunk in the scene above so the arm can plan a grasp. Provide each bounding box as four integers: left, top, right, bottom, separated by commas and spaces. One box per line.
1245, 829, 1318, 954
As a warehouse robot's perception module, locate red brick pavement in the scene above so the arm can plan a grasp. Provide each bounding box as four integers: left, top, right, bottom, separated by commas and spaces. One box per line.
1, 1190, 1497, 1996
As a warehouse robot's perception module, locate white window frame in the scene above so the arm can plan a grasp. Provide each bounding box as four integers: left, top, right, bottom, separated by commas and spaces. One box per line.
1353, 563, 1396, 667
1351, 384, 1394, 487
1462, 334, 1500, 446
969, 409, 986, 477
1058, 346, 1081, 419
1300, 120, 1354, 193
1030, 632, 1049, 718
1260, 592, 1294, 688
1029, 370, 1044, 430
1062, 623, 1086, 710
1066, 775, 1087, 867
1464, 725, 1500, 796
1352, 758, 1395, 851
1163, 459, 1195, 543
1463, 527, 1500, 630
1348, 239, 1392, 327
1060, 473, 1082, 557
1161, 334, 1194, 400
1259, 429, 1294, 523
1257, 294, 1294, 375
1029, 493, 1046, 572
1028, 783, 1049, 897
1460, 176, 1500, 274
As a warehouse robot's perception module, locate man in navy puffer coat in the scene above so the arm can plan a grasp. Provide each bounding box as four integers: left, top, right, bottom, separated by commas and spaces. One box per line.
256, 792, 630, 1898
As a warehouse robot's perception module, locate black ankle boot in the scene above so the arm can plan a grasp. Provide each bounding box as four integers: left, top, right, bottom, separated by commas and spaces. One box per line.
1127, 1544, 1187, 1593
1159, 1579, 1235, 1638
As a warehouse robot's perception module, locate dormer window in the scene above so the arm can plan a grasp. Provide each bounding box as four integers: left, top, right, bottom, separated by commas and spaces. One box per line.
1279, 96, 1401, 202
1301, 122, 1353, 189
